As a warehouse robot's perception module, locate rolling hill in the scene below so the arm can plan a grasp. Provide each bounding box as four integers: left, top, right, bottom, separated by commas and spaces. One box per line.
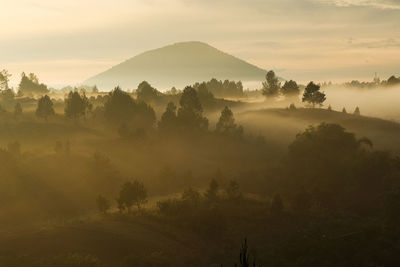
83, 41, 267, 90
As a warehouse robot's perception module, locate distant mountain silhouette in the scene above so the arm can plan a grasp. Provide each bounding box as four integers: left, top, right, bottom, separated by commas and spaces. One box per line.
84, 41, 267, 90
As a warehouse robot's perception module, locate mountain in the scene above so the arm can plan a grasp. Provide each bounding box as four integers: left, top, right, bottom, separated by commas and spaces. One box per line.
83, 41, 267, 90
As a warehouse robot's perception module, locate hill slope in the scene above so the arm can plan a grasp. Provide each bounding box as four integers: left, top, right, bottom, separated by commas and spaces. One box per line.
84, 41, 267, 90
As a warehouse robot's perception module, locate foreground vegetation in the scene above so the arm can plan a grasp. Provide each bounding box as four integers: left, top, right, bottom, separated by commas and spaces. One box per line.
1, 70, 400, 266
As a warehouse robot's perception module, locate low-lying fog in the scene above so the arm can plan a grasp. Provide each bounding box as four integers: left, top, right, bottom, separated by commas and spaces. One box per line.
318, 85, 400, 121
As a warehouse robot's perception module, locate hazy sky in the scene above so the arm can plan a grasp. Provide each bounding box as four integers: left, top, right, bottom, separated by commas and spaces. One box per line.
1, 0, 400, 88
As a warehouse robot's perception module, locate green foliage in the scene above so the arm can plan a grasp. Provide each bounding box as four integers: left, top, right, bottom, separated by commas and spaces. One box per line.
64, 91, 92, 119
262, 70, 280, 98
117, 180, 148, 212
18, 72, 49, 95
302, 82, 326, 107
36, 95, 55, 120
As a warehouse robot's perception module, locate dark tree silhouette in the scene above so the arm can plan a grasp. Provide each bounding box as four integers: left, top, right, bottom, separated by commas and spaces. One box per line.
177, 86, 208, 131
0, 69, 11, 90
136, 81, 159, 102
216, 106, 243, 137
104, 86, 155, 129
104, 87, 135, 123
302, 81, 326, 107
387, 75, 400, 86
18, 72, 49, 95
281, 80, 300, 98
117, 181, 147, 212
354, 107, 360, 116
36, 95, 55, 120
196, 82, 215, 105
262, 70, 280, 99
64, 91, 92, 119
158, 102, 178, 132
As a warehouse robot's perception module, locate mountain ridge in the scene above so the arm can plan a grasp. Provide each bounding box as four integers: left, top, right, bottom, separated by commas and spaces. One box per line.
84, 41, 267, 90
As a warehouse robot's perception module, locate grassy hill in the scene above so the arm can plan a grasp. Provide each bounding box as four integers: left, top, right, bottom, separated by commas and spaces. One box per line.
84, 41, 267, 90
235, 107, 400, 153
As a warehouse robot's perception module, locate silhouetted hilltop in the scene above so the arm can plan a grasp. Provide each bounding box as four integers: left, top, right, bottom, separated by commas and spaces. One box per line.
84, 41, 267, 90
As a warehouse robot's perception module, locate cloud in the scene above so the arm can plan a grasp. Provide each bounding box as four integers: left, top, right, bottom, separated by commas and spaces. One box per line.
316, 0, 400, 10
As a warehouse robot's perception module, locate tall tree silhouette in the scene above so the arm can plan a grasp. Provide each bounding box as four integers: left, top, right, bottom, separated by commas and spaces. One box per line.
36, 95, 55, 121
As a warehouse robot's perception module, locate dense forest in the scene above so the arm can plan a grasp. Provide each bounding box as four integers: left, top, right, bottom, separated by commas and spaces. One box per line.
1, 69, 400, 266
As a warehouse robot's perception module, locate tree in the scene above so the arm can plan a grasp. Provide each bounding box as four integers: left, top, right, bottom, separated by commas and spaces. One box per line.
36, 95, 55, 120
104, 87, 155, 129
177, 86, 208, 131
216, 106, 235, 134
18, 72, 49, 95
342, 107, 347, 114
96, 195, 110, 214
136, 81, 159, 102
64, 91, 92, 119
116, 181, 148, 212
215, 106, 243, 138
0, 69, 11, 90
196, 82, 214, 106
92, 85, 99, 94
262, 70, 280, 99
354, 107, 360, 116
281, 80, 300, 98
14, 103, 22, 117
204, 178, 219, 203
302, 82, 326, 107
158, 102, 178, 132
286, 123, 374, 203
104, 87, 135, 123
387, 75, 400, 86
